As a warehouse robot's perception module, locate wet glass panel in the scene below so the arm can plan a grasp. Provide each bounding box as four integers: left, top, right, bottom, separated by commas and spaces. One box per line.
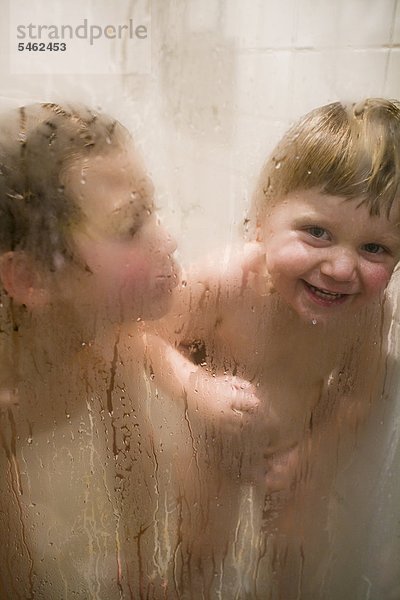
0, 1, 399, 599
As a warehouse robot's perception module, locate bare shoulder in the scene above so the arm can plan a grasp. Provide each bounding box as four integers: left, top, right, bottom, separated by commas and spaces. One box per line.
183, 241, 265, 294
153, 242, 266, 367
173, 242, 264, 327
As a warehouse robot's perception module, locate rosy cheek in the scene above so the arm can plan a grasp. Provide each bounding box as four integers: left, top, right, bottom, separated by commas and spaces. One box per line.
365, 263, 392, 294
82, 247, 146, 292
120, 258, 150, 286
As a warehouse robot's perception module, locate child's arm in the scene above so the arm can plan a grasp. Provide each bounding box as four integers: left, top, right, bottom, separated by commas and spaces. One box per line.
143, 241, 267, 425
144, 332, 261, 428
160, 240, 266, 352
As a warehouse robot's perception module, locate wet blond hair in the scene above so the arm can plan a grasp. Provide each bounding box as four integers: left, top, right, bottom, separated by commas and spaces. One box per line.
252, 98, 400, 231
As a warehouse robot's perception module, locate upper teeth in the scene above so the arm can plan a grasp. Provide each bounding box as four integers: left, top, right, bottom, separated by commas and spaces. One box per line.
308, 284, 342, 298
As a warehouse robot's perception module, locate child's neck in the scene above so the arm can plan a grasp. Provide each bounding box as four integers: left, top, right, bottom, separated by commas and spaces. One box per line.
12, 307, 141, 382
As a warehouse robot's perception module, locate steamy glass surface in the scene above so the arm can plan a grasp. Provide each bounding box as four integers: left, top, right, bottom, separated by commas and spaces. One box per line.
0, 2, 399, 599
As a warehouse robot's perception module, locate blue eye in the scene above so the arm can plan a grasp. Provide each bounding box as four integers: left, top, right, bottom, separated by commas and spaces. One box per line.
363, 243, 385, 255
307, 226, 328, 239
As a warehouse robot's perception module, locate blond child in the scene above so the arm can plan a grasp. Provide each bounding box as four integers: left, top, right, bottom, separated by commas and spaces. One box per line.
147, 98, 400, 597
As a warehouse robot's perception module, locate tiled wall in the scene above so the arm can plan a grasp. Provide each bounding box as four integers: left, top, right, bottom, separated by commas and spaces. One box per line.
1, 1, 398, 261
145, 0, 400, 260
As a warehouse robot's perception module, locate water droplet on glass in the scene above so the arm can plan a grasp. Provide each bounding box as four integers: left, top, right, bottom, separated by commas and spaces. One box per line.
53, 252, 65, 270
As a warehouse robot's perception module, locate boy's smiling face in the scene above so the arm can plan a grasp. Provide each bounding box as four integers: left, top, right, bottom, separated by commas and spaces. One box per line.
262, 188, 400, 323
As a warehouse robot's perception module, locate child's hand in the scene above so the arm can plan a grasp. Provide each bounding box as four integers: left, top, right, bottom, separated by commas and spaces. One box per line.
264, 444, 301, 494
144, 333, 279, 467
187, 369, 281, 485
263, 429, 318, 495
155, 337, 261, 423
188, 370, 261, 430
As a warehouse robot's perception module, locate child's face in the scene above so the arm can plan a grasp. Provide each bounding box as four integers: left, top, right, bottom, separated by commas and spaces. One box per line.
62, 147, 179, 322
262, 188, 400, 324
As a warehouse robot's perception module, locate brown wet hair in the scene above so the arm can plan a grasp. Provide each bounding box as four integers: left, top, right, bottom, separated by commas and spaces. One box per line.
0, 102, 131, 270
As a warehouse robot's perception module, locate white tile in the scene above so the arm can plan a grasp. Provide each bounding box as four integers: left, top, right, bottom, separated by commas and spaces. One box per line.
235, 51, 293, 120
383, 50, 400, 98
173, 160, 243, 261
233, 114, 290, 179
186, 0, 221, 32
289, 48, 391, 109
393, 0, 400, 44
289, 50, 340, 115
294, 0, 340, 47
156, 29, 237, 144
337, 0, 397, 47
290, 0, 397, 49
221, 0, 241, 40
333, 49, 391, 99
224, 0, 299, 49
224, 0, 396, 49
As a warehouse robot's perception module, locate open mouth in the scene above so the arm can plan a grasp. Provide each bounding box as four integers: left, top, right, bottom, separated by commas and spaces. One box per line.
303, 280, 349, 305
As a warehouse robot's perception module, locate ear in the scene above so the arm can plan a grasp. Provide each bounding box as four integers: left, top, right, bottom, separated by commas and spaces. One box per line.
0, 251, 50, 309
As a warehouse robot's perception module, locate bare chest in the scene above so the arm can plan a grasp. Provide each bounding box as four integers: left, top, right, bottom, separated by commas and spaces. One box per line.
208, 302, 338, 447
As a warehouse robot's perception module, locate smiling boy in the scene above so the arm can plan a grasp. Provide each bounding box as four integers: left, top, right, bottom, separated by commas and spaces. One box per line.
153, 98, 400, 476
146, 98, 400, 595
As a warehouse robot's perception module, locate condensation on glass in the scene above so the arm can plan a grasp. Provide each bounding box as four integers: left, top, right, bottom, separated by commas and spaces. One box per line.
1, 2, 400, 600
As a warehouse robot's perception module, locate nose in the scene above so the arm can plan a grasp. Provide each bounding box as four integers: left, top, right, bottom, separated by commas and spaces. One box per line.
320, 247, 358, 282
